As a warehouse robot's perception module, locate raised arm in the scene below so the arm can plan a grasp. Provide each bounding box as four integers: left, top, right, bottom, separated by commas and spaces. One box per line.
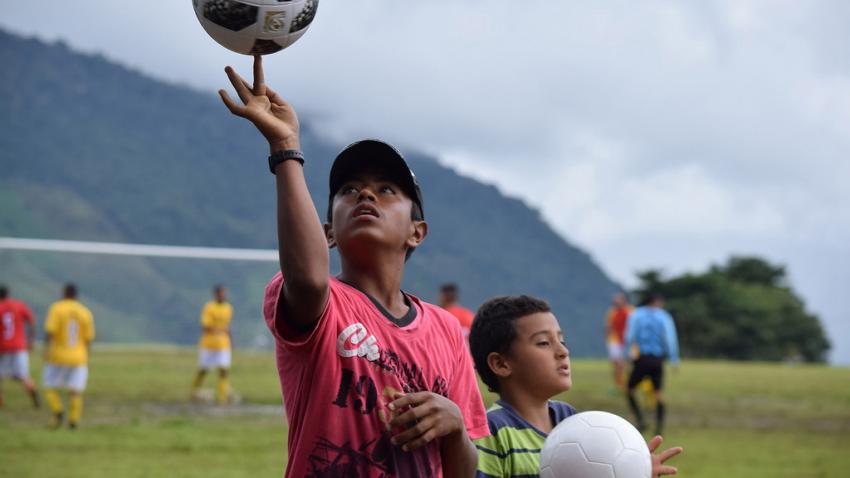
219, 56, 328, 331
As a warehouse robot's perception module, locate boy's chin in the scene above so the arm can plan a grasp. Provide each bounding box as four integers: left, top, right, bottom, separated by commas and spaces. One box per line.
337, 235, 392, 255
554, 378, 572, 394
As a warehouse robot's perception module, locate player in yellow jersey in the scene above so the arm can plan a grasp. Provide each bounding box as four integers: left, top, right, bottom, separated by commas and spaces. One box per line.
42, 283, 95, 430
191, 285, 233, 404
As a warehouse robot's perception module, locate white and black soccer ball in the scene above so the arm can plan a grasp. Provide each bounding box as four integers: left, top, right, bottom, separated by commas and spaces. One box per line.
193, 0, 319, 55
540, 411, 651, 478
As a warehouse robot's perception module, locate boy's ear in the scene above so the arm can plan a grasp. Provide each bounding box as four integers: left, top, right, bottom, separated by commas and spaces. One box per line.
324, 223, 337, 249
486, 352, 512, 380
405, 220, 428, 250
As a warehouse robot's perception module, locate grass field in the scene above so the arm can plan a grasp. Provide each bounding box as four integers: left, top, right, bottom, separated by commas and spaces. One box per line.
1, 346, 848, 477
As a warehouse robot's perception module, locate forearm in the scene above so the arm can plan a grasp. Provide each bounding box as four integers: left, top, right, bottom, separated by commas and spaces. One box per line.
27, 323, 36, 348
272, 145, 329, 327
440, 430, 477, 478
274, 160, 329, 290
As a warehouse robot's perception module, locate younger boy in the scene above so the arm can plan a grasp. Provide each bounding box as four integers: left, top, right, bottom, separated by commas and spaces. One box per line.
219, 56, 488, 477
469, 295, 681, 478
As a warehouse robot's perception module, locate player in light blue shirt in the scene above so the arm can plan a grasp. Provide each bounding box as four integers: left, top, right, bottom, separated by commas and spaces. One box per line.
624, 294, 679, 435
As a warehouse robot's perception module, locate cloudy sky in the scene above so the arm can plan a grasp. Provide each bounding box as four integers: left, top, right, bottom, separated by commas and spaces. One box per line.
4, 1, 848, 364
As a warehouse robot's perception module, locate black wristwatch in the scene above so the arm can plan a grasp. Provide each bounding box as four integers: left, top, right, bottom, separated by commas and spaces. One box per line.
268, 149, 305, 174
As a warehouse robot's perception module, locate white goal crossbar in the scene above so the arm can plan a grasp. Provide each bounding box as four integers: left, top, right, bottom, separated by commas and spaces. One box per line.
0, 237, 278, 262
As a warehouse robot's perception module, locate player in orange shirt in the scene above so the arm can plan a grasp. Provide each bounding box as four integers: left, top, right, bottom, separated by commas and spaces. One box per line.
605, 292, 633, 391
0, 285, 40, 408
439, 283, 475, 340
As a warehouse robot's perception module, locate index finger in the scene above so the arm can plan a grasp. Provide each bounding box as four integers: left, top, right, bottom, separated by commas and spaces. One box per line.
225, 66, 252, 104
253, 54, 266, 96
388, 391, 431, 411
647, 435, 663, 453
658, 446, 684, 463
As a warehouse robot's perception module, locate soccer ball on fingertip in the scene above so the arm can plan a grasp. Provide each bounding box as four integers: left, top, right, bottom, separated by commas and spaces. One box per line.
192, 0, 319, 55
540, 411, 651, 478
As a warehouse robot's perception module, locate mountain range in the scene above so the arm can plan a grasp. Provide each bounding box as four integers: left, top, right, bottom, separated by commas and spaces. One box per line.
0, 29, 620, 356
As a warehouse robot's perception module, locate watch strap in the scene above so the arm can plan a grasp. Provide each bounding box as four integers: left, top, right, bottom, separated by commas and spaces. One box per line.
268, 149, 305, 174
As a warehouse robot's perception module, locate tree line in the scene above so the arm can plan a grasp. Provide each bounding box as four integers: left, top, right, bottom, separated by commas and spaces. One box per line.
633, 256, 830, 363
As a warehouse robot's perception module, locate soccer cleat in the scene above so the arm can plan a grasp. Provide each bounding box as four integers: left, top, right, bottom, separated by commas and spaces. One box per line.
48, 412, 64, 430
69, 422, 78, 430
31, 392, 41, 409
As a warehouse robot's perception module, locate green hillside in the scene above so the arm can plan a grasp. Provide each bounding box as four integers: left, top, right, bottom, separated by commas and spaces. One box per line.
0, 29, 619, 354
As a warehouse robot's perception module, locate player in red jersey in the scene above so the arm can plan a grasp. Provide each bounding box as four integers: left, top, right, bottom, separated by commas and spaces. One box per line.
0, 285, 40, 408
438, 283, 475, 340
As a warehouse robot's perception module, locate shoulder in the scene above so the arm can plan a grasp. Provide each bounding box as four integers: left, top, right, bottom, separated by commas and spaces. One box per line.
47, 301, 67, 316
484, 402, 521, 432
415, 297, 464, 332
77, 302, 94, 318
413, 297, 466, 347
10, 299, 32, 315
549, 400, 578, 421
264, 273, 361, 316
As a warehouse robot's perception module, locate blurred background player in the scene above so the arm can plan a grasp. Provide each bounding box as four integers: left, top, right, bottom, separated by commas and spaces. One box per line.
470, 295, 681, 478
0, 284, 40, 408
191, 284, 232, 405
604, 292, 633, 392
624, 293, 680, 436
438, 283, 475, 340
43, 283, 95, 429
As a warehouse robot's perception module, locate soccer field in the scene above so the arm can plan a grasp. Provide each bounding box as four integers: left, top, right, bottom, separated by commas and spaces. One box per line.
2, 347, 848, 477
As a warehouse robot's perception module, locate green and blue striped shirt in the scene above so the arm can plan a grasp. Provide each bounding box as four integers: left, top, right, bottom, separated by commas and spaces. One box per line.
475, 399, 577, 478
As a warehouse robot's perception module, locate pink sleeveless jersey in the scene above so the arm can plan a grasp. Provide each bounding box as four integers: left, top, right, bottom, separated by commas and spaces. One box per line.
263, 274, 489, 477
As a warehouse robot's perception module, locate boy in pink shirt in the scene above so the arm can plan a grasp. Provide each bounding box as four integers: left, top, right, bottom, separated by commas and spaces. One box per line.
220, 56, 488, 477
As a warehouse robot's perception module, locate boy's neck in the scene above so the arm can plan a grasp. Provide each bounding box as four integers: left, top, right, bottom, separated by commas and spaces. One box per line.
339, 258, 408, 318
498, 386, 555, 434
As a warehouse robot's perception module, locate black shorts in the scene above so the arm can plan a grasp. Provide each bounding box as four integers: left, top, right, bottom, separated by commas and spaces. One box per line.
628, 355, 664, 391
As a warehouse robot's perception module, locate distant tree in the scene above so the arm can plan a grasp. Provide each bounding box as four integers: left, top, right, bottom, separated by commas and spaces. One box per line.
634, 257, 830, 363
716, 256, 786, 287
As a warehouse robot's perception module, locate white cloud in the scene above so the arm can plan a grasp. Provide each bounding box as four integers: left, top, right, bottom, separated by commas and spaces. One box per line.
3, 0, 848, 363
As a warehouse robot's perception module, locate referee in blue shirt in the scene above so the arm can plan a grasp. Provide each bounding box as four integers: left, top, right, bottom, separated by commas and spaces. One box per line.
624, 293, 680, 436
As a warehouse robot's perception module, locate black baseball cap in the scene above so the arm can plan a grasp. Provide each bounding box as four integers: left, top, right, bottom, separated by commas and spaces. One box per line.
327, 139, 425, 222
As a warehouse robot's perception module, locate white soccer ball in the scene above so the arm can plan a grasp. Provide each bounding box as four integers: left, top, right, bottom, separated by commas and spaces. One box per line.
192, 0, 319, 55
540, 411, 651, 478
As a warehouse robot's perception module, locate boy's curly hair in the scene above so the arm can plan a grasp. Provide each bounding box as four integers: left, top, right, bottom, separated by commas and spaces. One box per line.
469, 295, 551, 393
